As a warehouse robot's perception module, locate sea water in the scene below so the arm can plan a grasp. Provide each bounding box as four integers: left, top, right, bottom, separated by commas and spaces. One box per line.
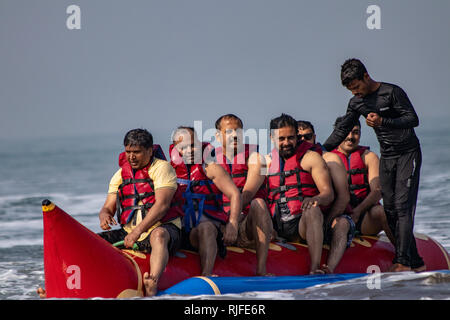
0, 127, 449, 300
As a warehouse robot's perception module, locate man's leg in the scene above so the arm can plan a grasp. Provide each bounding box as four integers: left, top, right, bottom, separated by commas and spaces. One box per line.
379, 157, 397, 239
144, 226, 171, 296
299, 206, 324, 274
360, 204, 396, 245
189, 221, 218, 276
245, 198, 273, 276
394, 149, 424, 270
379, 156, 409, 271
324, 216, 351, 273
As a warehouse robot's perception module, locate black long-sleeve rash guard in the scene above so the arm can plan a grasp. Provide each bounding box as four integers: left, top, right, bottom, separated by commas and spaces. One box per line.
323, 82, 420, 159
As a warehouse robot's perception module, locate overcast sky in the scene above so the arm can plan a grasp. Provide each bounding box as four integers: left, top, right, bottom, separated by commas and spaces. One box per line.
1, 0, 449, 146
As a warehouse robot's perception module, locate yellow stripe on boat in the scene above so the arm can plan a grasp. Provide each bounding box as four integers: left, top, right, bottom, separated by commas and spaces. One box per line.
195, 276, 221, 295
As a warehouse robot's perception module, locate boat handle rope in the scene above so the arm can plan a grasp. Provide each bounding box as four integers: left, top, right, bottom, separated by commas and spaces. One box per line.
112, 240, 139, 251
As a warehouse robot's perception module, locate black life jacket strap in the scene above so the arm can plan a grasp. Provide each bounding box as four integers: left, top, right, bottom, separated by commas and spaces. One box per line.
268, 168, 308, 177
118, 191, 156, 202
348, 168, 368, 175
118, 178, 154, 190
268, 195, 304, 204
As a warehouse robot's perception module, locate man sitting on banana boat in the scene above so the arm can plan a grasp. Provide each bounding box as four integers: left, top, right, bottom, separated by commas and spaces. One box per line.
169, 126, 242, 277
297, 120, 355, 274
264, 113, 335, 274
214, 113, 273, 276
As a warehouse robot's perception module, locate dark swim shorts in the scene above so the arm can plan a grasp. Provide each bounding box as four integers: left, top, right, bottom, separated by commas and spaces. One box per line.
97, 222, 182, 255
323, 214, 355, 248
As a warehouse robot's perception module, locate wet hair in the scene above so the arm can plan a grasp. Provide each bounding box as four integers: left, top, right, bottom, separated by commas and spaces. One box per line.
215, 114, 243, 130
123, 128, 153, 149
297, 120, 315, 133
270, 113, 298, 132
333, 116, 361, 129
171, 126, 196, 143
341, 58, 368, 87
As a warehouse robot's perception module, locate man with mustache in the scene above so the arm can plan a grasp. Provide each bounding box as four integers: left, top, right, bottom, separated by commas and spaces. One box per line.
214, 114, 273, 276
98, 128, 184, 296
170, 127, 242, 277
331, 117, 395, 244
266, 114, 334, 274
323, 58, 425, 272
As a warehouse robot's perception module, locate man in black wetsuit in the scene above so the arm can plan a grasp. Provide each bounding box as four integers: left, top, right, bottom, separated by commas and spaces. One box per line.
322, 58, 425, 272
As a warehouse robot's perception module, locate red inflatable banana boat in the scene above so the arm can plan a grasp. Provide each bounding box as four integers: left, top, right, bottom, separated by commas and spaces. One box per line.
41, 200, 450, 298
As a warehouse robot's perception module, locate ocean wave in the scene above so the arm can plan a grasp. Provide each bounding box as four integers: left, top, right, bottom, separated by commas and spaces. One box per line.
1, 219, 43, 231
0, 238, 43, 249
0, 267, 44, 300
0, 192, 105, 217
0, 269, 27, 281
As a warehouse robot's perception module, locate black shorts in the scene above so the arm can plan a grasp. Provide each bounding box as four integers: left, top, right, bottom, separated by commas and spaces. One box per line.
273, 214, 302, 242
323, 214, 355, 248
354, 210, 368, 235
97, 223, 182, 255
180, 223, 227, 259
274, 212, 355, 247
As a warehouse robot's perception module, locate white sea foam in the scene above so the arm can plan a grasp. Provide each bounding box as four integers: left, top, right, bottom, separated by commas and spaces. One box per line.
0, 238, 43, 249
1, 219, 42, 231
0, 192, 104, 215
0, 269, 27, 282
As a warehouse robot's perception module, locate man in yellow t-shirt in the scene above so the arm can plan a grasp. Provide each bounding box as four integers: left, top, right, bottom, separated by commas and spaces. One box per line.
97, 128, 183, 297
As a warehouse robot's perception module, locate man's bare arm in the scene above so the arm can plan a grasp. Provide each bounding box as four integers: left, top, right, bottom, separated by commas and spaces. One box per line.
206, 163, 242, 245
241, 152, 266, 207
302, 151, 335, 210
99, 193, 118, 230
352, 151, 382, 221
123, 187, 176, 248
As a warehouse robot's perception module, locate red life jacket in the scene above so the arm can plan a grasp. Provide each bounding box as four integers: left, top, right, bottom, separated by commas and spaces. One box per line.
312, 143, 324, 155
297, 139, 324, 155
331, 146, 371, 208
215, 144, 268, 215
169, 142, 227, 231
116, 144, 184, 226
267, 141, 319, 217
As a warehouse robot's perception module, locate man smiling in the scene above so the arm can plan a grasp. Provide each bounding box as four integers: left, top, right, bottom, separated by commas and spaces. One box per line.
266, 114, 334, 274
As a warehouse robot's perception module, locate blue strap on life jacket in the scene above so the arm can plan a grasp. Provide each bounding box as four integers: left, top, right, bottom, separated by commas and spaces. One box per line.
177, 178, 222, 232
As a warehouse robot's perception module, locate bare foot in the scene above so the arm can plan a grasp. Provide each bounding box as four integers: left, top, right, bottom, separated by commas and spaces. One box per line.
143, 272, 158, 297
412, 265, 426, 273
36, 287, 47, 299
256, 272, 275, 276
320, 264, 333, 274
388, 263, 411, 272
310, 269, 326, 275
201, 273, 219, 277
